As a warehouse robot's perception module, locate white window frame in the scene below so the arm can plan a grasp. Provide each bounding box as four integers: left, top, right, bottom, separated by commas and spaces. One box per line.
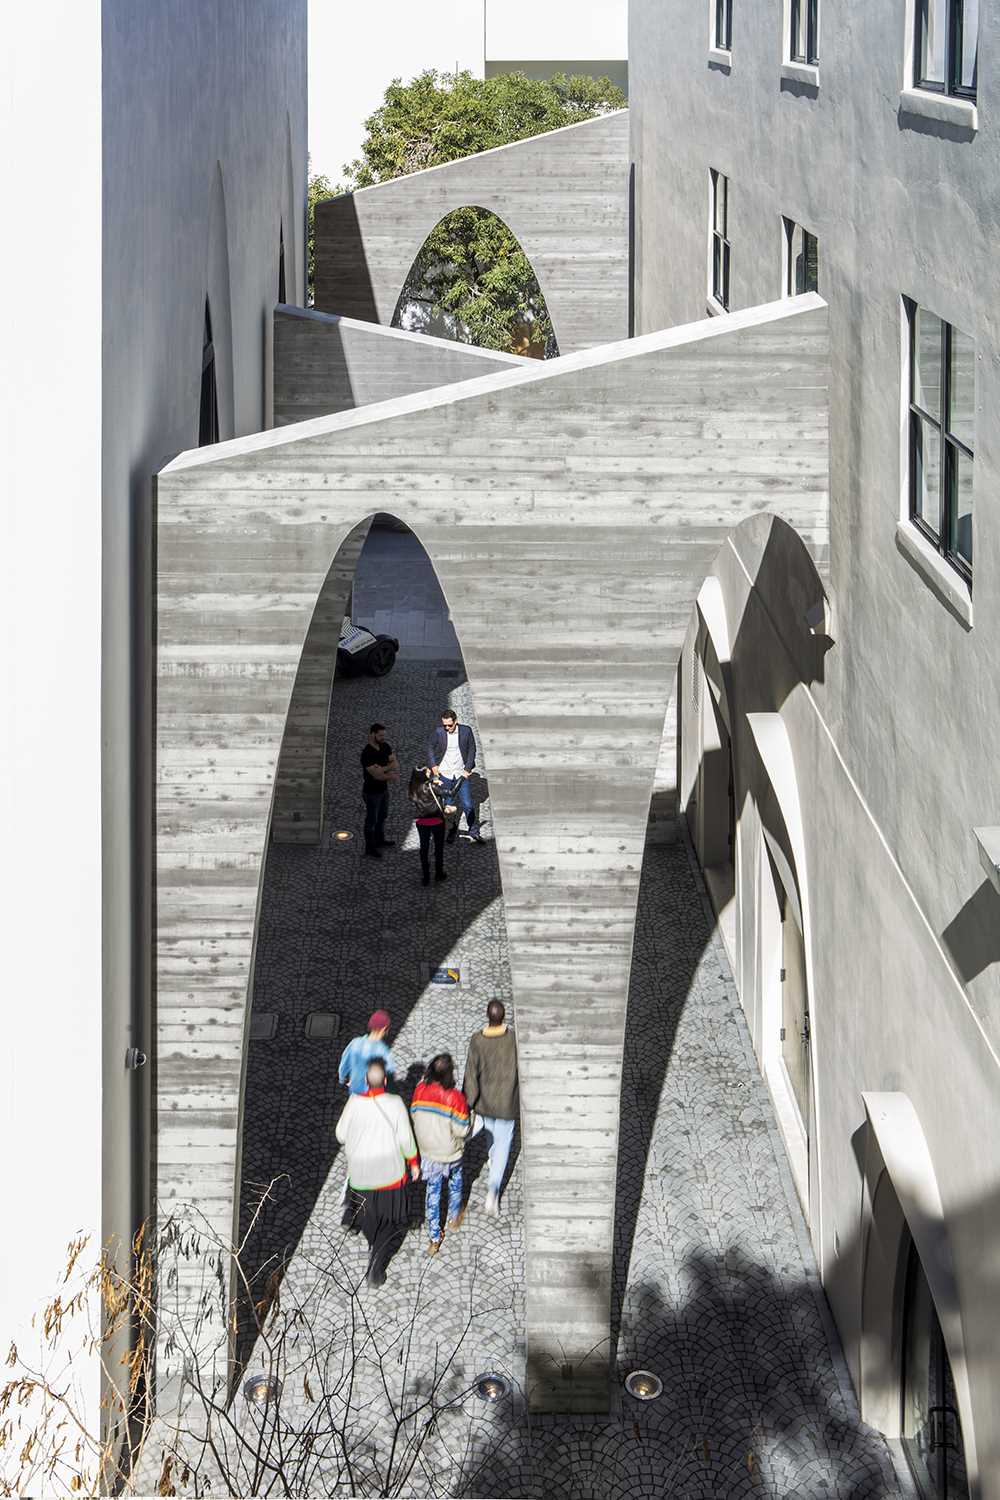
781, 217, 819, 299
706, 168, 731, 315
709, 0, 733, 64
895, 295, 974, 627
781, 0, 820, 85
900, 0, 978, 128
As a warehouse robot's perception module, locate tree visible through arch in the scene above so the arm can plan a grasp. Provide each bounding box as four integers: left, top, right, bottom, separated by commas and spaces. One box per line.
394, 205, 559, 357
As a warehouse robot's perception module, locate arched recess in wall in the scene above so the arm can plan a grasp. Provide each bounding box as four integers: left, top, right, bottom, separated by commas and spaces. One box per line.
614, 513, 831, 1338
231, 513, 515, 1367
859, 1092, 978, 1492
204, 162, 236, 441
282, 112, 299, 306
390, 205, 560, 358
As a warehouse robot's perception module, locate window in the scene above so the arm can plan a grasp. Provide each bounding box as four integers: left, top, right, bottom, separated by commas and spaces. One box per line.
278, 223, 287, 304
914, 0, 978, 98
789, 0, 819, 63
714, 0, 733, 51
784, 219, 819, 296
907, 301, 974, 582
710, 170, 731, 310
901, 1241, 970, 1498
199, 299, 220, 447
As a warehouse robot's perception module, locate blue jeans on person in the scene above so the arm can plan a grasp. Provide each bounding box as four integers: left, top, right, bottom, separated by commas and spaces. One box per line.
423, 1161, 463, 1242
438, 775, 479, 836
480, 1117, 515, 1195
362, 791, 388, 850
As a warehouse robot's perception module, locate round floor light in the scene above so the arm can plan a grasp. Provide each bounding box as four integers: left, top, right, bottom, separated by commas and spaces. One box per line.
243, 1373, 281, 1408
624, 1369, 662, 1401
473, 1371, 510, 1403
333, 830, 354, 845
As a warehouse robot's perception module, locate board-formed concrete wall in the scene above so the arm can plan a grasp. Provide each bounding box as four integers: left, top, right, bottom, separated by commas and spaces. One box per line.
155, 295, 828, 1412
313, 110, 630, 355
274, 305, 530, 425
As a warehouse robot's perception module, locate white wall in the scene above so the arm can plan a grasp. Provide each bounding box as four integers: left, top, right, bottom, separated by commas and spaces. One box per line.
0, 0, 104, 1449
307, 0, 628, 183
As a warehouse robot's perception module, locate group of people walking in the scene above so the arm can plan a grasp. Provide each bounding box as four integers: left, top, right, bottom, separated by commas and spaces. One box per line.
335, 1001, 518, 1287
360, 709, 485, 883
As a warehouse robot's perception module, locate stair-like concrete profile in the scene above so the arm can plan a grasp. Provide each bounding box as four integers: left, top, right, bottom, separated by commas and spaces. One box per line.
154, 294, 828, 1413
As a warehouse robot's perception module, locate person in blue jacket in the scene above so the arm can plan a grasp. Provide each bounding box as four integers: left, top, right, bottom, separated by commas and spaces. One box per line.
427, 709, 484, 845
339, 1009, 397, 1094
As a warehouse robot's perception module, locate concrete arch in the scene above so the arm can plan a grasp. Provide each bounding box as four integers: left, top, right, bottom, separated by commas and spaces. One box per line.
860, 1092, 979, 1490
391, 204, 561, 354
313, 111, 630, 355
154, 294, 829, 1412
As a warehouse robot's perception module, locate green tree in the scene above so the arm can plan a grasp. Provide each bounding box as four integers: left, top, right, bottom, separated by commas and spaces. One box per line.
337, 70, 626, 355
307, 166, 337, 306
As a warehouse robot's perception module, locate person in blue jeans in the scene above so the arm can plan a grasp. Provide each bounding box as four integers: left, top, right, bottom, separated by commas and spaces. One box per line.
410, 1053, 471, 1254
427, 709, 484, 845
462, 1000, 518, 1215
339, 1009, 397, 1094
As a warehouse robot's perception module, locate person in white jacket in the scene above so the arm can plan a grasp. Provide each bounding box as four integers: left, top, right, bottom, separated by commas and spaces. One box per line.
335, 1058, 419, 1287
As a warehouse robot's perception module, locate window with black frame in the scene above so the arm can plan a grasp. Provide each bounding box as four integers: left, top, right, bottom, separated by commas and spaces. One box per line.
789, 0, 819, 64
199, 299, 220, 448
715, 0, 733, 51
901, 1240, 970, 1498
278, 223, 287, 304
710, 169, 731, 310
914, 0, 978, 99
784, 219, 818, 296
907, 300, 974, 583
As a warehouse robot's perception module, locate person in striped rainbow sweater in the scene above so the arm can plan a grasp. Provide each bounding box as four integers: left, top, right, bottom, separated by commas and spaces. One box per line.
410, 1054, 473, 1254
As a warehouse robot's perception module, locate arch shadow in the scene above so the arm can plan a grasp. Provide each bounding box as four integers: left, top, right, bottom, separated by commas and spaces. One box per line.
391, 204, 560, 358
232, 515, 517, 1373
612, 514, 833, 1357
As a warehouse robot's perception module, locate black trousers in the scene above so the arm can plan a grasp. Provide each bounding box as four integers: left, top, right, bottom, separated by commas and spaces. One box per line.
363, 791, 388, 851
417, 820, 445, 877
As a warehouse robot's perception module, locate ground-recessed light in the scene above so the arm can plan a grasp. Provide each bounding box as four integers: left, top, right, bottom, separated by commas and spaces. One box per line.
624, 1369, 662, 1401
334, 830, 354, 844
243, 1373, 281, 1407
473, 1371, 510, 1403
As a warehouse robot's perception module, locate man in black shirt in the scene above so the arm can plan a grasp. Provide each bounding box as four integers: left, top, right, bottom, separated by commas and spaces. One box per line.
360, 722, 398, 858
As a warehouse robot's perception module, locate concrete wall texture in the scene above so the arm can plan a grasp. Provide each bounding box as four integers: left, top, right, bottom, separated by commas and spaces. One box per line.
155, 296, 829, 1412
630, 0, 1000, 1482
100, 0, 308, 1285
274, 306, 530, 425
313, 110, 630, 355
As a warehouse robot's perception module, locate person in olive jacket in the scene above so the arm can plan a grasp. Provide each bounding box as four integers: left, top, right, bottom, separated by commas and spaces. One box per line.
462, 1000, 518, 1216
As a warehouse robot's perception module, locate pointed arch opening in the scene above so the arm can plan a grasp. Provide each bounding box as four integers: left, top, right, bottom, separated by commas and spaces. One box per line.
392, 205, 560, 358
232, 515, 522, 1380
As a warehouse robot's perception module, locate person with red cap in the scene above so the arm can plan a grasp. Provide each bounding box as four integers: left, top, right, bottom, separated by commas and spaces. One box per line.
338, 1009, 397, 1095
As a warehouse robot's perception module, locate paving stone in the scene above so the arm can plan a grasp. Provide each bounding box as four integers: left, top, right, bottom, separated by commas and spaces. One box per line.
226, 533, 901, 1497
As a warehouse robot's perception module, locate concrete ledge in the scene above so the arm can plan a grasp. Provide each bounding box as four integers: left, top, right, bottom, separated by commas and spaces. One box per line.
899, 87, 978, 132
708, 45, 733, 68
781, 60, 820, 87
894, 521, 973, 629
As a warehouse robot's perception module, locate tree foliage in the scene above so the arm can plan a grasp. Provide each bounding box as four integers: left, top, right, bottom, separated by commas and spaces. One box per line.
338, 70, 627, 355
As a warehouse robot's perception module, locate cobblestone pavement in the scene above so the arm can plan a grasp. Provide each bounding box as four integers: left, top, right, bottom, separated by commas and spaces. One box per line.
232, 531, 902, 1497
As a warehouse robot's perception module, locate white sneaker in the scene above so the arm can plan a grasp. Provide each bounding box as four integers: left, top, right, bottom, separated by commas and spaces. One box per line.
484, 1190, 499, 1217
